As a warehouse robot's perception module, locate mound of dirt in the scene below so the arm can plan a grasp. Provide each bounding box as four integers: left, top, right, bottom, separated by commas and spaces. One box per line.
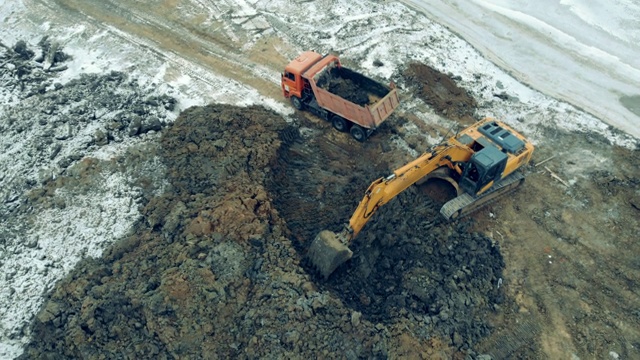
19, 105, 376, 359
403, 63, 477, 122
317, 67, 386, 107
325, 76, 370, 106
20, 103, 505, 359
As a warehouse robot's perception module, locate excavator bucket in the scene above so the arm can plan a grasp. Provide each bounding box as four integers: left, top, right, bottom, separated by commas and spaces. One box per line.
307, 230, 353, 279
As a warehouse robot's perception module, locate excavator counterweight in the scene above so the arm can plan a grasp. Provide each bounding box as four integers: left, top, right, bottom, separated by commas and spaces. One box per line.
307, 117, 534, 278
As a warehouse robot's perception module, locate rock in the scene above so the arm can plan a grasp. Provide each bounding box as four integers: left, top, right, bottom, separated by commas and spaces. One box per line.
36, 301, 61, 324
5, 270, 16, 281
351, 311, 362, 327
54, 123, 72, 140
213, 139, 227, 149
141, 116, 162, 133
283, 330, 300, 346
49, 143, 62, 159
13, 40, 34, 60
128, 116, 142, 136
94, 129, 108, 146
452, 331, 463, 347
163, 201, 186, 235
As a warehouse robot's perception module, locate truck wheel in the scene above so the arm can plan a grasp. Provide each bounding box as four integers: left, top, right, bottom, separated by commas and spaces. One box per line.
290, 96, 303, 110
332, 116, 348, 132
350, 125, 367, 142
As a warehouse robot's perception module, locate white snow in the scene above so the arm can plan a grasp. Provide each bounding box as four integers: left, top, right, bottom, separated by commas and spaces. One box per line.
401, 0, 640, 139
1, 0, 639, 358
0, 172, 145, 358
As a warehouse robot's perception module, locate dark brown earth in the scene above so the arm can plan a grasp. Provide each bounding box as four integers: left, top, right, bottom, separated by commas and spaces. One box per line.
318, 67, 387, 107
403, 63, 477, 123
20, 100, 510, 359
18, 57, 640, 360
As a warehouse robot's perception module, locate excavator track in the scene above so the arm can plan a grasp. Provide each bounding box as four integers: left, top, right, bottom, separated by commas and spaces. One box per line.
440, 172, 526, 220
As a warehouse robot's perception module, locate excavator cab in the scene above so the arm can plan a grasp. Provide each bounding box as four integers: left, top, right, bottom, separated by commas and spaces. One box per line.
459, 144, 507, 196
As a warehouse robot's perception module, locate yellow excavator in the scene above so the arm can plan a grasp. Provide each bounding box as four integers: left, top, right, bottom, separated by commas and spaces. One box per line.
308, 117, 534, 278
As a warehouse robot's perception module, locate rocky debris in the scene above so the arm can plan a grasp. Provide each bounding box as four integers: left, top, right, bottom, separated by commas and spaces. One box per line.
1, 37, 69, 83
37, 37, 69, 72
0, 40, 179, 356
19, 105, 377, 359
0, 40, 176, 222
267, 130, 506, 353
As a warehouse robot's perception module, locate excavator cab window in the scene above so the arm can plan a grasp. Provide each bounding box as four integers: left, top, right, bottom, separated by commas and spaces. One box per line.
468, 163, 480, 182
460, 161, 484, 195
470, 141, 484, 153
461, 146, 508, 195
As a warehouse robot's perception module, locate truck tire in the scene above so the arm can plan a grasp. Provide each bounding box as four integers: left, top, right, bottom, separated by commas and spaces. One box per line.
332, 116, 348, 132
290, 96, 303, 110
350, 125, 367, 142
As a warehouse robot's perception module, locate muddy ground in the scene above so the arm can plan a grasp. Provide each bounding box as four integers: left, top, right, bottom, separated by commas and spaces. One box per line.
18, 58, 640, 359
20, 101, 507, 359
4, 1, 640, 359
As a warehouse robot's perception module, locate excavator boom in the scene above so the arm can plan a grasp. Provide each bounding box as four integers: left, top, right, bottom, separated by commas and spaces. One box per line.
346, 144, 472, 238
308, 144, 473, 278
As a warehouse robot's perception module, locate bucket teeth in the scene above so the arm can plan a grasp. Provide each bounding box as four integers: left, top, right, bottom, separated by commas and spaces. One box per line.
307, 230, 353, 279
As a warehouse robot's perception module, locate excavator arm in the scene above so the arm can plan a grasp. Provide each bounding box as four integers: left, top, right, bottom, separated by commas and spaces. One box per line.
308, 144, 474, 278
347, 144, 472, 238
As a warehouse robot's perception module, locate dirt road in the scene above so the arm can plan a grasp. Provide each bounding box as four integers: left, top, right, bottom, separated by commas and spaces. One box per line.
9, 0, 640, 359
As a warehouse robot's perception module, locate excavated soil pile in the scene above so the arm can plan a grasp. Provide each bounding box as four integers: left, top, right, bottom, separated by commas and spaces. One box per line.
20, 105, 386, 359
267, 135, 507, 352
403, 63, 477, 123
317, 67, 388, 107
21, 104, 506, 358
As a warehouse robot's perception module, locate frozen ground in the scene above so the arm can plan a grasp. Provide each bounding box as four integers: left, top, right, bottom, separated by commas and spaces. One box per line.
401, 0, 640, 139
0, 1, 289, 357
0, 0, 638, 358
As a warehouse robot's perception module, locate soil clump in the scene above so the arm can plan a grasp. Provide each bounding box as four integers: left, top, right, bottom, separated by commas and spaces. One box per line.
318, 66, 390, 106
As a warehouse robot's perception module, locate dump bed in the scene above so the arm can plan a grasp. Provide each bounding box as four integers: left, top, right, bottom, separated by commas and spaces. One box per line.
303, 56, 400, 129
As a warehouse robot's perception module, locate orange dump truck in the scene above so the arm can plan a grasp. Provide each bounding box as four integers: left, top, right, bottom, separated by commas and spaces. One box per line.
282, 51, 400, 142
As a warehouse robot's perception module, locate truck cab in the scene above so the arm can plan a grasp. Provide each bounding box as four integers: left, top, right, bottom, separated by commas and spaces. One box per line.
281, 51, 325, 106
